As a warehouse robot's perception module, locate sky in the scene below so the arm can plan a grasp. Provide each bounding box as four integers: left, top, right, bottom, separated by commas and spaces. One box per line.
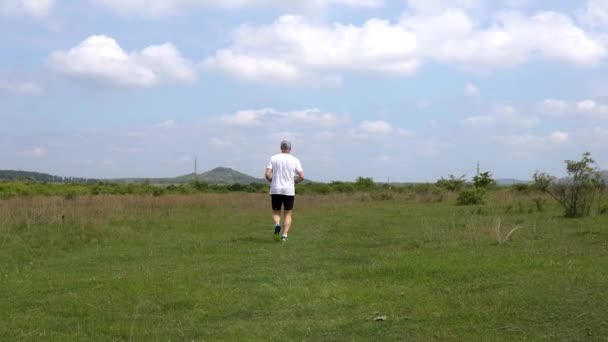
1, 0, 608, 182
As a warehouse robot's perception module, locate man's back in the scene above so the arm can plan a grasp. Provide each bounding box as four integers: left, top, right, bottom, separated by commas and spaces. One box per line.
268, 153, 303, 196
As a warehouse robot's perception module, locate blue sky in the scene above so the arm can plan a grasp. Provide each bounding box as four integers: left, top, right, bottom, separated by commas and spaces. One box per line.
1, 0, 607, 182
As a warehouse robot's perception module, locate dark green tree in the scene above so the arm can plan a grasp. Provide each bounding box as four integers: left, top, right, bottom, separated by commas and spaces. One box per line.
473, 171, 496, 189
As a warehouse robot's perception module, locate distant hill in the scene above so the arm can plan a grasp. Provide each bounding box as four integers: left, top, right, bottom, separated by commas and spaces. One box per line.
495, 178, 530, 186
0, 167, 265, 185
174, 167, 265, 184
0, 170, 97, 183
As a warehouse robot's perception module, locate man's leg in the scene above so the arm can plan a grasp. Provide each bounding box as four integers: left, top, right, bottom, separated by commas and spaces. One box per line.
271, 195, 282, 240
272, 210, 281, 226
272, 210, 282, 241
282, 210, 292, 236
281, 196, 295, 240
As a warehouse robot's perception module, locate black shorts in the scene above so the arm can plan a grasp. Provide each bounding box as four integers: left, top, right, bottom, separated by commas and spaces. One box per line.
271, 195, 295, 211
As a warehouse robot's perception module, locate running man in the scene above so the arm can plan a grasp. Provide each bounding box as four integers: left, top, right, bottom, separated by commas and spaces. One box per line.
265, 140, 304, 242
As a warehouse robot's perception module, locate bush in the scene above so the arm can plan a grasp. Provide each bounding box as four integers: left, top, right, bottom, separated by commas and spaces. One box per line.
300, 183, 331, 195
534, 152, 605, 218
354, 177, 375, 191
330, 181, 355, 193
227, 183, 246, 192
191, 180, 209, 192
473, 171, 496, 189
436, 174, 466, 192
457, 188, 485, 205
513, 183, 531, 193
152, 188, 165, 196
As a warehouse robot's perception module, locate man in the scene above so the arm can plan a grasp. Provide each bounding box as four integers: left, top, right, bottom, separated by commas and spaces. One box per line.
265, 140, 304, 242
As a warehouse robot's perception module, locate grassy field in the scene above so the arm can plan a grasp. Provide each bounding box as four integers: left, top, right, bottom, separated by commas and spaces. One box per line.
1, 191, 607, 340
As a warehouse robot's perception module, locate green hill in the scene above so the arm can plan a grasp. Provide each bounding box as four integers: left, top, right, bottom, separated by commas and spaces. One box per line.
201, 167, 264, 184
0, 170, 97, 183
174, 167, 264, 184
0, 167, 265, 185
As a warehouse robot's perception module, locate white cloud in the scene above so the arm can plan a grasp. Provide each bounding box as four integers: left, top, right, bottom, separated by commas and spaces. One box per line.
221, 108, 272, 126
463, 105, 539, 129
18, 146, 47, 157
539, 99, 570, 116
402, 10, 605, 68
286, 109, 338, 126
0, 79, 42, 94
93, 0, 383, 16
220, 108, 342, 127
579, 0, 608, 27
48, 35, 197, 88
397, 128, 415, 137
464, 82, 479, 97
488, 133, 545, 148
206, 9, 605, 86
1, 0, 54, 17
155, 120, 183, 129
203, 15, 421, 85
577, 99, 608, 118
539, 98, 608, 119
202, 50, 343, 86
269, 131, 300, 143
359, 120, 393, 134
209, 137, 230, 148
407, 0, 480, 14
550, 131, 569, 142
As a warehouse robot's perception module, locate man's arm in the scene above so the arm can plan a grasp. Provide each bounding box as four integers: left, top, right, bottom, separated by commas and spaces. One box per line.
265, 168, 273, 183
294, 170, 304, 184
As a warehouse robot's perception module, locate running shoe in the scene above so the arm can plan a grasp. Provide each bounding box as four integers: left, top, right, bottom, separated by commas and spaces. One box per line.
274, 224, 281, 241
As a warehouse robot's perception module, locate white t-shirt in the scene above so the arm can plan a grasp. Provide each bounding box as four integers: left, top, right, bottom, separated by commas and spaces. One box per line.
267, 153, 303, 196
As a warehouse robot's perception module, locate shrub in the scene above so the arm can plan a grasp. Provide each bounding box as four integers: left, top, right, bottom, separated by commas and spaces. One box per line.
473, 171, 496, 189
457, 188, 485, 205
152, 188, 165, 197
533, 152, 605, 218
330, 181, 355, 193
513, 183, 531, 193
191, 180, 209, 192
436, 174, 466, 192
354, 177, 375, 191
227, 183, 246, 192
302, 183, 331, 194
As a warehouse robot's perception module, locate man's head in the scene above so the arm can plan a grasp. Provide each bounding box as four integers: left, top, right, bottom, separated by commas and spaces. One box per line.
280, 140, 291, 153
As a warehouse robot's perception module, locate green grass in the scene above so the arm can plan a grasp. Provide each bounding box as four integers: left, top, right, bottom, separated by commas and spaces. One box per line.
1, 192, 607, 340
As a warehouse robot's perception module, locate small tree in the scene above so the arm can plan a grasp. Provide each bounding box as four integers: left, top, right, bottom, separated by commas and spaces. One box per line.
533, 152, 605, 218
355, 177, 375, 191
436, 174, 466, 192
473, 171, 496, 189
456, 188, 485, 205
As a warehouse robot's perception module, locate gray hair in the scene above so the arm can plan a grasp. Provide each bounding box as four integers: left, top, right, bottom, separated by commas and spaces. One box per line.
280, 140, 291, 150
